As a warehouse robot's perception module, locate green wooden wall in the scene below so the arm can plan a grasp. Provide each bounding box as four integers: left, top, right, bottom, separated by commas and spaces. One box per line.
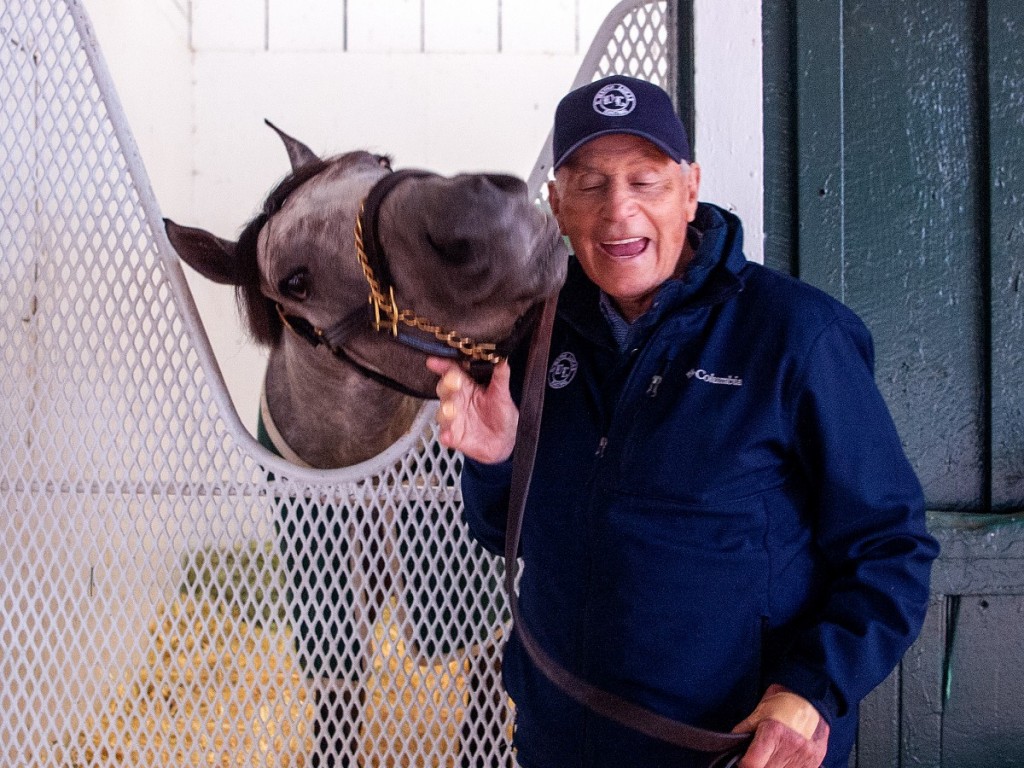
762, 1, 1024, 765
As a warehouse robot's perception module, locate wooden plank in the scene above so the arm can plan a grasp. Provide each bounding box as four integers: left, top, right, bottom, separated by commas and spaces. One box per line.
834, 0, 985, 508
793, 0, 841, 293
347, 0, 422, 53
191, 0, 266, 50
900, 595, 945, 767
928, 512, 1024, 560
267, 0, 344, 51
423, 0, 498, 53
928, 512, 1024, 594
933, 558, 1024, 596
761, 0, 798, 276
941, 595, 1024, 766
674, 0, 693, 153
856, 668, 900, 766
987, 0, 1024, 510
501, 0, 574, 54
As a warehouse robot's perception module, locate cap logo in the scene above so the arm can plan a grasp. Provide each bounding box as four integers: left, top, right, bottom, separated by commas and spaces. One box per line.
592, 83, 636, 117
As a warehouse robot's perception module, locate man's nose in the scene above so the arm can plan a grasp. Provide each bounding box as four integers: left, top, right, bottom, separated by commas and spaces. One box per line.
602, 182, 638, 220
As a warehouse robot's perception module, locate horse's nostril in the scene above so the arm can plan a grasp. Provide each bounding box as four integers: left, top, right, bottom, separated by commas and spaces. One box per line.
426, 232, 473, 264
442, 238, 473, 264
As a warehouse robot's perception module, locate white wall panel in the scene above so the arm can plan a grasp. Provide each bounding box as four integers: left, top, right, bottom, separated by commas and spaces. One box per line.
694, 0, 763, 262
501, 0, 575, 54
190, 52, 580, 205
191, 0, 266, 50
348, 0, 423, 52
268, 0, 345, 51
423, 0, 499, 53
414, 54, 579, 172
85, 0, 192, 220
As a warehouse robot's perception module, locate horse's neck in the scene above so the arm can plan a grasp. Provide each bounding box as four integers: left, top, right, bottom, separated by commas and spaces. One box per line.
262, 341, 422, 469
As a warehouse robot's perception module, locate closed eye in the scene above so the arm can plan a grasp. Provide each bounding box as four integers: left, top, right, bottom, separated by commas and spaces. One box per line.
631, 175, 662, 188
577, 174, 606, 192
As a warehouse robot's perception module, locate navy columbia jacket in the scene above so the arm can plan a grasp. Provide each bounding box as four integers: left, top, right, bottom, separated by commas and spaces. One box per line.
462, 203, 939, 767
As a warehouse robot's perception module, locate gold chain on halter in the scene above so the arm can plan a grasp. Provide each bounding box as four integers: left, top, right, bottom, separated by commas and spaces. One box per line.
354, 201, 503, 364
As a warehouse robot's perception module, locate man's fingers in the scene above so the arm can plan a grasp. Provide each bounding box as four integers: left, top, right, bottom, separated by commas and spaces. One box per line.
439, 368, 464, 398
731, 686, 820, 741
736, 718, 829, 768
428, 358, 461, 395
438, 398, 458, 428
425, 356, 453, 376
489, 360, 511, 390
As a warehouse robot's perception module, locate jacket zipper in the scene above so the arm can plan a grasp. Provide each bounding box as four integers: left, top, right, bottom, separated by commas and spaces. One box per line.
646, 352, 676, 399
645, 374, 663, 398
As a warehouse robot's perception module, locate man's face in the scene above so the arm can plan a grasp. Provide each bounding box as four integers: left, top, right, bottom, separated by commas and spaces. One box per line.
548, 133, 700, 322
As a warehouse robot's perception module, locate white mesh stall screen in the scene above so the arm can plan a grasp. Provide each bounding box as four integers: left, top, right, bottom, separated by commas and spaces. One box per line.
595, 0, 676, 84
0, 1, 676, 766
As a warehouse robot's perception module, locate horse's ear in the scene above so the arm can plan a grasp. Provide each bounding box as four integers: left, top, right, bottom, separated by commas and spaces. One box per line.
164, 218, 241, 286
264, 119, 321, 172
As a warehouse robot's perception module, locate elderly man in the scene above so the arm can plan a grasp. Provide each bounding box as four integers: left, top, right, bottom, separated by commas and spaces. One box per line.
428, 75, 937, 768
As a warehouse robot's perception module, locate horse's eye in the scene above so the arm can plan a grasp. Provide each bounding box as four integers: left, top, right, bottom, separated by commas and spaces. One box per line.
280, 269, 310, 300
377, 155, 392, 170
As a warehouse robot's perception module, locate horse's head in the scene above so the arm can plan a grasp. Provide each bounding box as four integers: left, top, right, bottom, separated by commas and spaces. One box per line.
166, 121, 568, 401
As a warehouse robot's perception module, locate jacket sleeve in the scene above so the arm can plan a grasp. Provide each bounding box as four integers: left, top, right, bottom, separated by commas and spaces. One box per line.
460, 456, 514, 556
459, 336, 533, 557
772, 314, 940, 726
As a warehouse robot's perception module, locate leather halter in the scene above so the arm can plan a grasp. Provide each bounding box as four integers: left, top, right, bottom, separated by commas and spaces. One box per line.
277, 168, 533, 394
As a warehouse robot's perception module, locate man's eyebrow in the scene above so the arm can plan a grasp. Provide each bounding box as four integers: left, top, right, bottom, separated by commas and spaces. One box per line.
559, 158, 598, 173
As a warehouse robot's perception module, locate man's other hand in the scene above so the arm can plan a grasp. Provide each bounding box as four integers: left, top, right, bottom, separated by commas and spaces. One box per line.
731, 685, 829, 768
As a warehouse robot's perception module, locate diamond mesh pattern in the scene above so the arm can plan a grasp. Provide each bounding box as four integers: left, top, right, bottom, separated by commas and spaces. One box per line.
597, 1, 676, 85
0, 1, 676, 765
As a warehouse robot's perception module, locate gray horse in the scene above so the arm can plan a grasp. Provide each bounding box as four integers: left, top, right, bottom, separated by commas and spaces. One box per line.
165, 123, 567, 766
166, 122, 565, 468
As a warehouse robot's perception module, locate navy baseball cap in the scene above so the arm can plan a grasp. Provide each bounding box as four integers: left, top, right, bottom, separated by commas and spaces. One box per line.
552, 75, 692, 170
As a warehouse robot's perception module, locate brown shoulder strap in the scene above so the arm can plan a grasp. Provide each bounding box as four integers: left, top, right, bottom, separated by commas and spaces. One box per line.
504, 295, 750, 758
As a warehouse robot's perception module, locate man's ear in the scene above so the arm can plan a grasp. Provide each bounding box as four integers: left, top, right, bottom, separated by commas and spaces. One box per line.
547, 179, 561, 218
684, 161, 701, 222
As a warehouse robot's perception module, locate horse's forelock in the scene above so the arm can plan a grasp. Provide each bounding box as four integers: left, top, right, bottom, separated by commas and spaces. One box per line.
233, 159, 330, 346
234, 213, 278, 346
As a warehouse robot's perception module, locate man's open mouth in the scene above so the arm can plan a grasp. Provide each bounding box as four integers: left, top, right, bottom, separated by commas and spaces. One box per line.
602, 237, 649, 259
